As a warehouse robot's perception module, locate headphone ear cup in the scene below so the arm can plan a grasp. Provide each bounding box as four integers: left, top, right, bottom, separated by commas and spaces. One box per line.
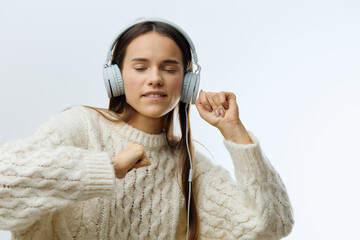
191, 73, 200, 104
103, 64, 124, 98
181, 72, 200, 104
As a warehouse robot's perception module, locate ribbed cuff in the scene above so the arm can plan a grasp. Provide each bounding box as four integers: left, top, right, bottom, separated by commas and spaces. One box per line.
81, 151, 116, 198
223, 131, 269, 181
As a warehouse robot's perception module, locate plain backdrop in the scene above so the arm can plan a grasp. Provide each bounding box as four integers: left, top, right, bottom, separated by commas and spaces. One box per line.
1, 0, 359, 239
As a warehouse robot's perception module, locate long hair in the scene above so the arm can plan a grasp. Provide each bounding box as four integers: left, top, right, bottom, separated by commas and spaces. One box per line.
82, 21, 199, 239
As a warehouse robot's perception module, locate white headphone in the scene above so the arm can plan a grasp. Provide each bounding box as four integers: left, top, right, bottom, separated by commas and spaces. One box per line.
103, 17, 201, 105
103, 17, 200, 240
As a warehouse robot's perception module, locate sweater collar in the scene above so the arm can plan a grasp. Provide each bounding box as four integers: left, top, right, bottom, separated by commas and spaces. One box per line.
114, 121, 168, 149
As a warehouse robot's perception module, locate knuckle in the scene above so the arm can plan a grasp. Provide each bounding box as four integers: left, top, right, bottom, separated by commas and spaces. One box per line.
135, 145, 145, 157
138, 144, 145, 152
136, 149, 142, 158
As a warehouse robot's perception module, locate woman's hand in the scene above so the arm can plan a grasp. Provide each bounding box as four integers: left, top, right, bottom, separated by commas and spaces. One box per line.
195, 90, 240, 128
111, 142, 151, 179
195, 90, 253, 144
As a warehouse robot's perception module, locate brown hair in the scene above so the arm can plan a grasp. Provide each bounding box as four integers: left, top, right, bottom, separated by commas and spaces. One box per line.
82, 21, 199, 239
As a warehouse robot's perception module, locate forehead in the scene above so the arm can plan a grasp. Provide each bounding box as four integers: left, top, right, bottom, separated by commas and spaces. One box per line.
124, 32, 183, 61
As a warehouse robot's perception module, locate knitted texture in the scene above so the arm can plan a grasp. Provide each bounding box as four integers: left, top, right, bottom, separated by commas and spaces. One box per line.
0, 105, 294, 239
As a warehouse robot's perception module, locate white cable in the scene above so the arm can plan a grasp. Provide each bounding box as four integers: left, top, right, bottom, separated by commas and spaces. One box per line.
185, 103, 193, 240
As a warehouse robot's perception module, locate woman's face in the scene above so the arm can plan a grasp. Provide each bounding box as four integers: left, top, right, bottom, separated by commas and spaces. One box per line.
122, 32, 184, 122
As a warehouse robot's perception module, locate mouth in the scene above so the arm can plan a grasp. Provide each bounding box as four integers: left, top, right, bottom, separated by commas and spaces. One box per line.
143, 93, 166, 97
142, 91, 167, 98
142, 94, 167, 99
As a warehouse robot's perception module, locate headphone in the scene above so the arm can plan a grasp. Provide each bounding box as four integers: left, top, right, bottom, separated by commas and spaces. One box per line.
103, 17, 201, 240
103, 17, 201, 105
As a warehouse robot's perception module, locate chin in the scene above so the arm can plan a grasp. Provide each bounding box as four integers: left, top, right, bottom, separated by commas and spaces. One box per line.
130, 106, 169, 119
144, 111, 170, 119
130, 101, 178, 120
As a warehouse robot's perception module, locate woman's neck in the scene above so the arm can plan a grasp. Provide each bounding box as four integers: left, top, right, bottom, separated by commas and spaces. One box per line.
127, 114, 167, 134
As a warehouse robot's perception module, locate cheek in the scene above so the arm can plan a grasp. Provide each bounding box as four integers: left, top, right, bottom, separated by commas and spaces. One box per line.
125, 78, 137, 90
171, 77, 183, 97
123, 75, 141, 96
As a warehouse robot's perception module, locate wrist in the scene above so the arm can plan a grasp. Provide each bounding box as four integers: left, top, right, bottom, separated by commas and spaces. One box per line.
219, 122, 253, 145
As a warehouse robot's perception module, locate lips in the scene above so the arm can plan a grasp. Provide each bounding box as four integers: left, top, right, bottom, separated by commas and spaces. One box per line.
144, 94, 166, 97
142, 91, 167, 97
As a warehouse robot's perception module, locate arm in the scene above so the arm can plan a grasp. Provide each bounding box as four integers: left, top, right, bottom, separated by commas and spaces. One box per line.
193, 131, 294, 239
0, 106, 115, 231
194, 90, 294, 239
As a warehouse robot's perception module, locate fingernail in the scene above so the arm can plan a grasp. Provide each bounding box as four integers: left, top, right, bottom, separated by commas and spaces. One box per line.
220, 109, 225, 117
215, 109, 219, 117
224, 105, 229, 109
205, 105, 212, 112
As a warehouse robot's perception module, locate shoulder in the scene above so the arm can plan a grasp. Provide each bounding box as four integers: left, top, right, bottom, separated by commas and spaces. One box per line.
33, 105, 96, 147
56, 105, 113, 128
60, 105, 97, 121
37, 105, 85, 131
72, 105, 121, 124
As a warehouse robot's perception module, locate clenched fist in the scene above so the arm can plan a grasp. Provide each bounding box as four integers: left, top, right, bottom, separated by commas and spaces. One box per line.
111, 142, 151, 179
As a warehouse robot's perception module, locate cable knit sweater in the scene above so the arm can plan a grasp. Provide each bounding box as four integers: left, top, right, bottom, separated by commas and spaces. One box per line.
0, 105, 294, 239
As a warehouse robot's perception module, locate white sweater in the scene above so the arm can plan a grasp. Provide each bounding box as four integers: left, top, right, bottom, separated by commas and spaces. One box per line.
0, 105, 294, 239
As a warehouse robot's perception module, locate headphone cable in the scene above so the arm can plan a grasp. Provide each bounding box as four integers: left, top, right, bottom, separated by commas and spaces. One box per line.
185, 103, 193, 240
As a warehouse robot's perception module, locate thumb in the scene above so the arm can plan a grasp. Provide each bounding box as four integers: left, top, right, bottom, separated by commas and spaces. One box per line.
195, 100, 207, 117
134, 156, 151, 168
225, 92, 237, 107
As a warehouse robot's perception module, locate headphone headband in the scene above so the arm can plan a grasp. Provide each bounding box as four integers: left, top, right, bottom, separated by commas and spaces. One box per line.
104, 17, 199, 69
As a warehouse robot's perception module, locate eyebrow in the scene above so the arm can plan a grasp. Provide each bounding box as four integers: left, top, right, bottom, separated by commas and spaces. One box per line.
131, 58, 180, 65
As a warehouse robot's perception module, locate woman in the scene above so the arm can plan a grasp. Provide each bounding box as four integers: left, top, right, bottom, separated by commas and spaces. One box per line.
0, 18, 294, 239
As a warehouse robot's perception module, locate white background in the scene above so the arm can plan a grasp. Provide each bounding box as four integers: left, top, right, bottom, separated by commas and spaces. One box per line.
1, 0, 359, 239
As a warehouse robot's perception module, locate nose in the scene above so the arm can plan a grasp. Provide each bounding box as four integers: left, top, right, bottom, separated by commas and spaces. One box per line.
147, 67, 164, 86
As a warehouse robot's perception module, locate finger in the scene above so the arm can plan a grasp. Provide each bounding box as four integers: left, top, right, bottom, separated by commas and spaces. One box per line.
215, 92, 227, 117
131, 143, 147, 159
200, 90, 212, 112
134, 157, 151, 168
121, 142, 148, 169
128, 156, 150, 172
219, 91, 229, 110
207, 93, 225, 117
224, 92, 237, 109
195, 96, 208, 119
205, 92, 217, 114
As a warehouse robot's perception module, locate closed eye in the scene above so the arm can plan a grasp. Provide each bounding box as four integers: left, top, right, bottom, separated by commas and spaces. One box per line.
134, 68, 177, 73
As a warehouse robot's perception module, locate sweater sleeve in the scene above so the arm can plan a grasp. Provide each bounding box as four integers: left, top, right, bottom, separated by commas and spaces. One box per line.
193, 131, 294, 240
0, 106, 116, 231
